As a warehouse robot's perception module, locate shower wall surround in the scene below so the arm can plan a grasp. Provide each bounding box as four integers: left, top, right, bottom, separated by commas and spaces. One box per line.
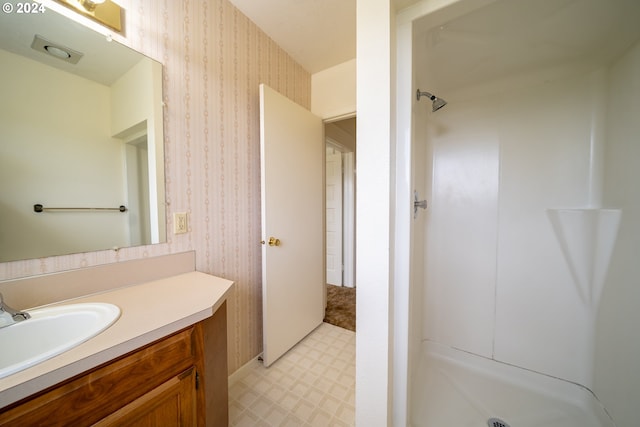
0, 0, 311, 373
594, 39, 640, 427
420, 65, 627, 389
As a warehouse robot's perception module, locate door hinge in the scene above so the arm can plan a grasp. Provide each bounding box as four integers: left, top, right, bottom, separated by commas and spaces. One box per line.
195, 370, 200, 390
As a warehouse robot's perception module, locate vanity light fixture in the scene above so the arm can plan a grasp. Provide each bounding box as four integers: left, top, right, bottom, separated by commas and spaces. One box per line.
80, 0, 105, 12
53, 0, 123, 33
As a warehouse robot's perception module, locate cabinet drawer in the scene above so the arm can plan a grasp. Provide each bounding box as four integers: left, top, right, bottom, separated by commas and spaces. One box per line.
0, 325, 202, 427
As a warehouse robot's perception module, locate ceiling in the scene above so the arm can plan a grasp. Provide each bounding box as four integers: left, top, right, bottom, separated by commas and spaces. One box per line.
413, 0, 640, 96
227, 0, 426, 75
227, 0, 355, 74
1, 0, 422, 87
228, 0, 640, 90
0, 3, 142, 86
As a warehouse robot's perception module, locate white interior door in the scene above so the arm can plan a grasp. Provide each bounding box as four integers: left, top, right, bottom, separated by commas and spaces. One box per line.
259, 84, 324, 367
326, 149, 343, 285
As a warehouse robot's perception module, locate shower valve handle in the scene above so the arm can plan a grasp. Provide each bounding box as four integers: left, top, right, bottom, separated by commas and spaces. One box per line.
414, 200, 428, 210
413, 190, 428, 219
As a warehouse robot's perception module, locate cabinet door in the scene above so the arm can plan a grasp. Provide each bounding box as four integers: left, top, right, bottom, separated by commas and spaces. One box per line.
93, 368, 197, 427
0, 326, 201, 427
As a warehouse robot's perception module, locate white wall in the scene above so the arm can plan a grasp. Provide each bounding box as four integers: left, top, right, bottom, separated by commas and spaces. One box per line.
311, 59, 356, 120
0, 49, 128, 262
494, 73, 596, 384
111, 57, 165, 244
420, 97, 500, 355
356, 0, 394, 425
125, 140, 150, 246
595, 40, 640, 427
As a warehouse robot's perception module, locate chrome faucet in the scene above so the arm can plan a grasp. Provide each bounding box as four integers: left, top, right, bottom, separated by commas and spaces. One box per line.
0, 292, 30, 328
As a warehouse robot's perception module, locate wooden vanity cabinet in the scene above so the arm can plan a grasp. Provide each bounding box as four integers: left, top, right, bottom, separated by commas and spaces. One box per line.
0, 302, 228, 427
93, 366, 198, 426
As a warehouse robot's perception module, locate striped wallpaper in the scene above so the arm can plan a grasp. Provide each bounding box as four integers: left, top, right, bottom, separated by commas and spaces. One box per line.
0, 0, 311, 373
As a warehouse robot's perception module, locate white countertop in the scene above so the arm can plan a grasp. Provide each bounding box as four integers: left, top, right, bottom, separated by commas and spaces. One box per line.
0, 271, 234, 408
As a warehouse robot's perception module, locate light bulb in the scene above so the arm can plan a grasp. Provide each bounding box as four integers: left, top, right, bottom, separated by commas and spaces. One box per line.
80, 0, 106, 12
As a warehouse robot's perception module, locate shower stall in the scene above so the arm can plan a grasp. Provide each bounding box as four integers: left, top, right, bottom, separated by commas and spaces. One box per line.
394, 0, 640, 426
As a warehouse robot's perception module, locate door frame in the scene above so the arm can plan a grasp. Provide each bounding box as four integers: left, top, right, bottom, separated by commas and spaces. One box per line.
324, 125, 356, 289
325, 136, 356, 288
342, 151, 355, 288
325, 143, 344, 286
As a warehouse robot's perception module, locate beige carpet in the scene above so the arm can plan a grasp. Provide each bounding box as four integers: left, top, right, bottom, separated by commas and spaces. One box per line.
324, 284, 356, 331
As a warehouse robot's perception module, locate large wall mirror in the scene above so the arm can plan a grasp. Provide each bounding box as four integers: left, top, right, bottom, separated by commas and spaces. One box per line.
0, 4, 166, 263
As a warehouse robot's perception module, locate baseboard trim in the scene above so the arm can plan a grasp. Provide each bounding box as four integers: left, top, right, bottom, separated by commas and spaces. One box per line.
228, 353, 263, 386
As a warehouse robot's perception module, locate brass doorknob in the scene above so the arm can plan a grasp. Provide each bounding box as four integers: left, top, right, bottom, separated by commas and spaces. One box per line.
268, 237, 281, 246
260, 237, 281, 246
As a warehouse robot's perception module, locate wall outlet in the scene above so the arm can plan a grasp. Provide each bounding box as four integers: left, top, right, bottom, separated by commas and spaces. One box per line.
174, 212, 188, 234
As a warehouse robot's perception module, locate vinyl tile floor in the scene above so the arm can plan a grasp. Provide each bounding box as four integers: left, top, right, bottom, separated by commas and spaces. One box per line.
228, 323, 356, 426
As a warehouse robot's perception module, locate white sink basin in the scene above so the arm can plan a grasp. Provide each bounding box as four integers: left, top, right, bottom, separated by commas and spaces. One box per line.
0, 303, 120, 379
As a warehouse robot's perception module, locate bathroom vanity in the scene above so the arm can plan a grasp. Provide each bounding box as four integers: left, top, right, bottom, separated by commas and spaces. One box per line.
0, 267, 233, 427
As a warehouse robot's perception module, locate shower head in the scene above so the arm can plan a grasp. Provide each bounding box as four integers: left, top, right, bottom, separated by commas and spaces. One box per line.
416, 89, 447, 112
